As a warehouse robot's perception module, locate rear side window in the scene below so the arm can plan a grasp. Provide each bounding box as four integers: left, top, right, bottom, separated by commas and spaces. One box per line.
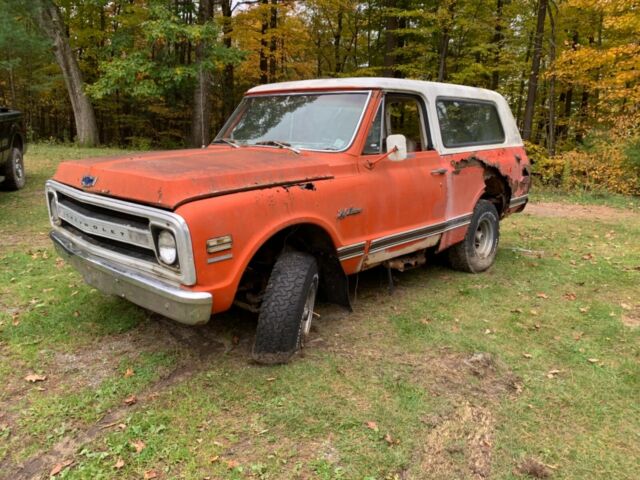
436, 99, 505, 148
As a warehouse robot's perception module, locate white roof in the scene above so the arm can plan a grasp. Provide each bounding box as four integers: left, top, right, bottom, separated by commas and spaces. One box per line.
247, 77, 523, 154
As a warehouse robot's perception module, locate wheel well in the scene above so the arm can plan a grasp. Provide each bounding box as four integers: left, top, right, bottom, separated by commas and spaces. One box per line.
236, 224, 350, 311
12, 134, 23, 152
481, 168, 511, 217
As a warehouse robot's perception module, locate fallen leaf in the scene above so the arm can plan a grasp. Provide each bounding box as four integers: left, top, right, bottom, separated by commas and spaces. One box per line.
117, 423, 127, 431
384, 433, 399, 445
530, 309, 539, 317
143, 470, 158, 479
582, 253, 594, 260
50, 460, 73, 476
587, 358, 599, 364
574, 332, 584, 341
621, 303, 632, 311
226, 459, 240, 469
484, 328, 492, 334
131, 439, 146, 453
114, 458, 125, 469
579, 307, 589, 313
123, 395, 137, 406
546, 369, 561, 378
366, 421, 379, 432
209, 455, 220, 464
523, 353, 533, 359
536, 292, 549, 299
123, 368, 135, 378
24, 373, 47, 383
511, 308, 523, 314
563, 292, 577, 301
72, 311, 80, 317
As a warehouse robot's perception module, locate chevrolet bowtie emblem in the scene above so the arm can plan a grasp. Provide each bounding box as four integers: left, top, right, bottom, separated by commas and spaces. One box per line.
81, 175, 97, 188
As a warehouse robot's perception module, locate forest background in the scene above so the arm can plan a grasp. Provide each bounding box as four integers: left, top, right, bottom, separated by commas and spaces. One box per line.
1, 0, 638, 194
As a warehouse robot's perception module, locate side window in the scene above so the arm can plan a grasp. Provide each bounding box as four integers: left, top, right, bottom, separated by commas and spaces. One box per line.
436, 99, 505, 148
363, 104, 383, 155
385, 95, 426, 152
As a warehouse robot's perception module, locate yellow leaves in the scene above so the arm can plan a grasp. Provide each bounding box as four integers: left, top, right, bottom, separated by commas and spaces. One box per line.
538, 137, 640, 196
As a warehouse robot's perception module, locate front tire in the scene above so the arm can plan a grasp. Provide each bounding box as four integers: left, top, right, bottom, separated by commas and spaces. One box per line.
448, 200, 500, 273
2, 147, 26, 190
252, 251, 319, 365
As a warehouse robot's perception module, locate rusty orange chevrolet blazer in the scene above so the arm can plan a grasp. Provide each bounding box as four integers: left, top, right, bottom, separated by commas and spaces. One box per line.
46, 78, 530, 363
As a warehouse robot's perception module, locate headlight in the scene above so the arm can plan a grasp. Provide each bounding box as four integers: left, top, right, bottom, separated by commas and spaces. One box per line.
158, 230, 177, 265
49, 194, 61, 225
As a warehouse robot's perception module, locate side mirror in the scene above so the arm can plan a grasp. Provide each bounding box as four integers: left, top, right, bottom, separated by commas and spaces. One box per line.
386, 134, 408, 161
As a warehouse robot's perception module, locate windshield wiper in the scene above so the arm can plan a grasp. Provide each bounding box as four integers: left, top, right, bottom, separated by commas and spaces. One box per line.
253, 140, 300, 154
213, 138, 240, 148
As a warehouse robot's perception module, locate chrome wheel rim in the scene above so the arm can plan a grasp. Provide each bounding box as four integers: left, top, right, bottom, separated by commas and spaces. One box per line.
301, 274, 319, 338
474, 217, 494, 258
14, 153, 24, 181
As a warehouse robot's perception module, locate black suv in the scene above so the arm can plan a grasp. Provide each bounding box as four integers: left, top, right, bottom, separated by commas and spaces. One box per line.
0, 107, 26, 190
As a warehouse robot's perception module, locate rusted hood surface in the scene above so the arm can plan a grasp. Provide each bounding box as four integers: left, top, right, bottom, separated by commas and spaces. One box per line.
52, 146, 332, 209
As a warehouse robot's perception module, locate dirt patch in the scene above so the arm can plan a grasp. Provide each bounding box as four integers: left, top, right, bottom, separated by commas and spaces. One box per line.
621, 305, 640, 329
525, 202, 638, 221
408, 403, 494, 479
517, 457, 553, 478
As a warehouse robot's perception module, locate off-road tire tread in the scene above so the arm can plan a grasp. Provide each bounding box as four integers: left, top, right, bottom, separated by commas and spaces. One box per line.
252, 251, 318, 365
448, 200, 499, 273
2, 147, 25, 191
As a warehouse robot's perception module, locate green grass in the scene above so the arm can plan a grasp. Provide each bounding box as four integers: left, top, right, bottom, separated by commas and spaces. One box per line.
531, 185, 640, 211
0, 145, 638, 479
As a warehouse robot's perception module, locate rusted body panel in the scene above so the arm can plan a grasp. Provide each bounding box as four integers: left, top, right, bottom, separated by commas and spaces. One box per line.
49, 78, 530, 322
53, 148, 335, 210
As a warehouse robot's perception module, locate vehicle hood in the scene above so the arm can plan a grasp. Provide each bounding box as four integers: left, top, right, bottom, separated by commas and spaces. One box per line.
52, 146, 333, 210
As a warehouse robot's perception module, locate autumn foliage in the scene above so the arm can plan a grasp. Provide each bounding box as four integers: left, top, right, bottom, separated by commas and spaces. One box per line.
0, 0, 638, 194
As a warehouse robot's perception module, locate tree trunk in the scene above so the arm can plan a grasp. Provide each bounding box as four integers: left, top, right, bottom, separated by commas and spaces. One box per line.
221, 0, 236, 121
437, 1, 456, 82
191, 0, 214, 148
269, 0, 278, 81
34, 0, 99, 146
259, 0, 269, 83
521, 0, 547, 141
334, 7, 344, 74
515, 30, 534, 125
382, 3, 399, 77
547, 4, 556, 155
8, 67, 16, 107
490, 0, 504, 90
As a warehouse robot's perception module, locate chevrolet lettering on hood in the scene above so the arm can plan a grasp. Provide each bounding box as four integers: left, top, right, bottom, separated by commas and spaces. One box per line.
45, 77, 531, 365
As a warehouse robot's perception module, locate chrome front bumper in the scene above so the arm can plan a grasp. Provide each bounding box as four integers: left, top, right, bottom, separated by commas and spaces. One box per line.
51, 230, 212, 325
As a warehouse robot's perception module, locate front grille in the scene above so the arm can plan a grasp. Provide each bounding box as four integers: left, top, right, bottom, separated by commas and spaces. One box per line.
62, 222, 158, 264
47, 180, 196, 285
57, 192, 149, 230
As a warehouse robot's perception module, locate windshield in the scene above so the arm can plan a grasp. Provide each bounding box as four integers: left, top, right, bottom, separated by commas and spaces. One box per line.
215, 92, 370, 151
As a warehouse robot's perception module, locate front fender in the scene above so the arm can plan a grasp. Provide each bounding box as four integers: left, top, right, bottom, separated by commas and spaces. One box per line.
176, 185, 343, 312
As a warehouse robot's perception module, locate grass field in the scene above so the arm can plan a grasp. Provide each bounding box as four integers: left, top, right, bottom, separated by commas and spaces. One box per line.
0, 144, 639, 479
